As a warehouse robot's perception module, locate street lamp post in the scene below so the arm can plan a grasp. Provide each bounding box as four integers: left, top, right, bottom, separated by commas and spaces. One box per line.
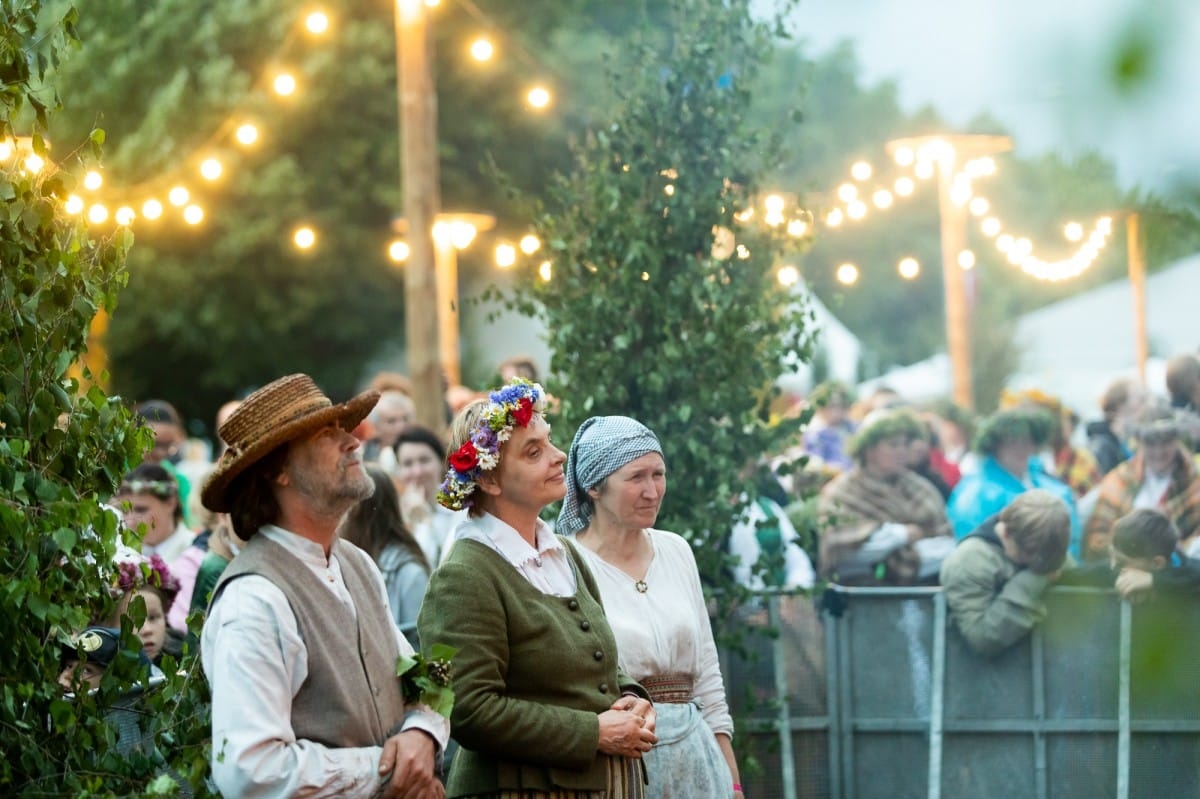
887, 134, 1012, 410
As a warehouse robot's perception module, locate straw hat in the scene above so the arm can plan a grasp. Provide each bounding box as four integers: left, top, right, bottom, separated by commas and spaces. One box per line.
201, 374, 379, 513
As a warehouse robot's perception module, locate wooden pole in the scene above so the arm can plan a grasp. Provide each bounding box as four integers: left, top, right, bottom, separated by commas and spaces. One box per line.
936, 158, 973, 410
886, 134, 1013, 411
434, 240, 460, 386
396, 0, 444, 430
1126, 213, 1148, 386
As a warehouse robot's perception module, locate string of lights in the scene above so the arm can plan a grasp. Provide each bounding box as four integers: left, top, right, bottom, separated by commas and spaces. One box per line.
0, 0, 555, 262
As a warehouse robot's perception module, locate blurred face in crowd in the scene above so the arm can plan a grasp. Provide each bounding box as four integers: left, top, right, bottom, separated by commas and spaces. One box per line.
396, 440, 443, 500
1140, 433, 1179, 478
820, 400, 848, 427
372, 393, 414, 447
1113, 387, 1149, 438
118, 489, 179, 546
1109, 545, 1166, 574
58, 659, 105, 692
588, 453, 667, 533
865, 435, 910, 478
906, 436, 932, 469
147, 421, 185, 465
132, 589, 168, 661
994, 435, 1037, 478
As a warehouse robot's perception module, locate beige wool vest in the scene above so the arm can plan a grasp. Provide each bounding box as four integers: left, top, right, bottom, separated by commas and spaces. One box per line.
212, 534, 407, 747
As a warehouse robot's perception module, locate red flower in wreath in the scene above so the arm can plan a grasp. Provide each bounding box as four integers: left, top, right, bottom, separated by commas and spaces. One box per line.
512, 398, 534, 427
449, 441, 479, 472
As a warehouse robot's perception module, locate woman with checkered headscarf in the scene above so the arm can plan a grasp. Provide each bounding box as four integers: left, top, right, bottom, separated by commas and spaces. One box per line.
559, 416, 745, 799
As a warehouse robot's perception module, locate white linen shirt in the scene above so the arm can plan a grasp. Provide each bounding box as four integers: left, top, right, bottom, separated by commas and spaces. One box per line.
201, 524, 449, 799
454, 512, 577, 596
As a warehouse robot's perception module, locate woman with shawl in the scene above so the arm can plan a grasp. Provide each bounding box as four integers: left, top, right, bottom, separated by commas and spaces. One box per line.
817, 410, 955, 585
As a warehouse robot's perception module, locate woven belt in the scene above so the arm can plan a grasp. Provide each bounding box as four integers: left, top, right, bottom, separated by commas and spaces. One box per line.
640, 673, 694, 704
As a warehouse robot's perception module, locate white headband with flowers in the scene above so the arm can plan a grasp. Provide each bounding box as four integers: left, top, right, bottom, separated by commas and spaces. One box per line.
437, 378, 547, 511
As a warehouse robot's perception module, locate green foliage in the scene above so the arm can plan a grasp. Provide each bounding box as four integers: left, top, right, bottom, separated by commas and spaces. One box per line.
0, 3, 212, 795
496, 0, 813, 600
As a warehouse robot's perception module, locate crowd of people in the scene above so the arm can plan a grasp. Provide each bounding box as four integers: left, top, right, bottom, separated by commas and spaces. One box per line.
54, 348, 1200, 797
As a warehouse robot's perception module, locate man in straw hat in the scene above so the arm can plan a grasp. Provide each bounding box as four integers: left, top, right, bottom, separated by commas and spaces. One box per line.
199, 374, 447, 799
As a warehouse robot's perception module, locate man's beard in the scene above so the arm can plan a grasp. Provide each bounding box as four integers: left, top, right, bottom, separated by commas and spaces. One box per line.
292, 459, 375, 515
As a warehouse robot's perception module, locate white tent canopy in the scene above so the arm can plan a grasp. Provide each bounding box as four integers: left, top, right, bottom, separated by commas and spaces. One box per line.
855, 252, 1200, 415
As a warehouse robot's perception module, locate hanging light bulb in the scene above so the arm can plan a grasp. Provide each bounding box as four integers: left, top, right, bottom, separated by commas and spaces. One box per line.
236, 123, 259, 145
305, 11, 329, 34
495, 243, 516, 267
470, 37, 494, 62
273, 73, 297, 96
294, 226, 316, 248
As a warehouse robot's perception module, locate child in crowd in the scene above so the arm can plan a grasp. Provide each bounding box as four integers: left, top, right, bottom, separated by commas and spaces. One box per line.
940, 489, 1072, 657
1061, 508, 1200, 599
58, 626, 122, 693
102, 554, 182, 665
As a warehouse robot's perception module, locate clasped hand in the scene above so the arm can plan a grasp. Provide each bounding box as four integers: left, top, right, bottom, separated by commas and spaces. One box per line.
597, 695, 658, 758
377, 729, 444, 799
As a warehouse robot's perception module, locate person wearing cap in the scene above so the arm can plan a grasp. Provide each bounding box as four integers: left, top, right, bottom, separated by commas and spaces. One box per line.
417, 379, 657, 798
558, 416, 744, 798
1084, 405, 1200, 563
199, 373, 447, 799
58, 626, 123, 693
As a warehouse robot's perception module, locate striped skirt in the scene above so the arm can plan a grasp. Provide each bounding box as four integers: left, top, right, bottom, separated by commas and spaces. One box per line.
470, 754, 645, 798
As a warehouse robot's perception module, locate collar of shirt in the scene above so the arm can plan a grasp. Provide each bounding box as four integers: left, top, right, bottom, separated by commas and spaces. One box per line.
259, 524, 354, 608
471, 513, 563, 568
456, 513, 577, 596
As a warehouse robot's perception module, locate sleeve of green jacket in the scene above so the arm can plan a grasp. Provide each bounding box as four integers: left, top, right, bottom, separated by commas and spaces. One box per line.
940, 541, 1051, 658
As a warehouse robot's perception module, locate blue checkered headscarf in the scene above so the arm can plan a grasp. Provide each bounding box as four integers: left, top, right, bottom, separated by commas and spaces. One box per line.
556, 415, 663, 536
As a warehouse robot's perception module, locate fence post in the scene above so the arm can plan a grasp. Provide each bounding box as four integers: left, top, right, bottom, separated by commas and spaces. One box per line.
769, 594, 798, 798
825, 597, 843, 799
1117, 600, 1131, 799
926, 592, 946, 799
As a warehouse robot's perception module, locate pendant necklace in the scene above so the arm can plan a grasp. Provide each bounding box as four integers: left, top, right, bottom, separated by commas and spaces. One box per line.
635, 579, 648, 594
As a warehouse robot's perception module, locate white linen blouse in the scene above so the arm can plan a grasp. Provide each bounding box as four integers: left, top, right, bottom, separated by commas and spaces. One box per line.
574, 528, 733, 737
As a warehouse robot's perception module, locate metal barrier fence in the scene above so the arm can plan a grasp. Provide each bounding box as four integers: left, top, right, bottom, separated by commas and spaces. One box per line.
720, 587, 1200, 798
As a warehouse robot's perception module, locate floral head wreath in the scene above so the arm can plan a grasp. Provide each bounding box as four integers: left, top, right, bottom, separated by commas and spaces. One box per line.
437, 378, 547, 511
113, 554, 181, 598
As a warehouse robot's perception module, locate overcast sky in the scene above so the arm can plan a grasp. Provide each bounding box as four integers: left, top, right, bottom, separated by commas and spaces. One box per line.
769, 0, 1200, 196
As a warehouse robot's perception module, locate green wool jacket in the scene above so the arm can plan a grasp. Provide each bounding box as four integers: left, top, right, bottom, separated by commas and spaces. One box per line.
417, 536, 647, 797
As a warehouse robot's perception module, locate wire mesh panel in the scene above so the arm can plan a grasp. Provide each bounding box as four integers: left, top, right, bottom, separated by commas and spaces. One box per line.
1128, 735, 1200, 794
1042, 590, 1121, 720
851, 733, 928, 799
843, 594, 936, 721
940, 734, 1036, 797
720, 586, 1200, 798
943, 624, 1034, 721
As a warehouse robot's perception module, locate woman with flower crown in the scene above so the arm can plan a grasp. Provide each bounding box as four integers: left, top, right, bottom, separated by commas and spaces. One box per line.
418, 379, 658, 798
557, 416, 743, 799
